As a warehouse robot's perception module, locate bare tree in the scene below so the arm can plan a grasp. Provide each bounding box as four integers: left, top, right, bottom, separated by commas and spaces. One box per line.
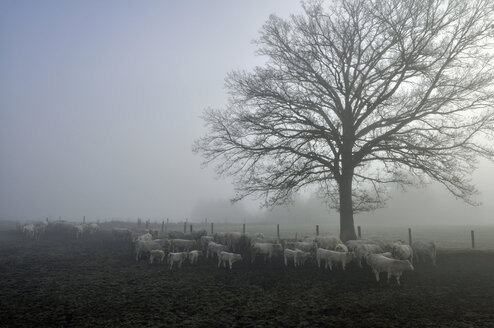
193, 0, 494, 240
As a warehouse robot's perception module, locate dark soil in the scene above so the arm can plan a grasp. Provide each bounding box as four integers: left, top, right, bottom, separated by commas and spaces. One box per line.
0, 230, 493, 328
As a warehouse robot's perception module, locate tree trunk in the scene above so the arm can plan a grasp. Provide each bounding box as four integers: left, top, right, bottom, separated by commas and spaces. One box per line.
339, 128, 357, 242
339, 173, 357, 241
339, 115, 357, 242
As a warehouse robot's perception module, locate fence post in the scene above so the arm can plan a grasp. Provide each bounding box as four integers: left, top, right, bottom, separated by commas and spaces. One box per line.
408, 228, 412, 245
357, 226, 361, 238
242, 223, 246, 234
211, 222, 214, 235
277, 224, 280, 239
316, 225, 319, 236
471, 230, 475, 249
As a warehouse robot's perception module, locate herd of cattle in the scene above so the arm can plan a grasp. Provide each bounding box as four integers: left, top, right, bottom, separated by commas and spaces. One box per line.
17, 221, 437, 285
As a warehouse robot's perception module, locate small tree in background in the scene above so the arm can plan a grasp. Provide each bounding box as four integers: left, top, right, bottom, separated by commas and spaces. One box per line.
194, 0, 494, 240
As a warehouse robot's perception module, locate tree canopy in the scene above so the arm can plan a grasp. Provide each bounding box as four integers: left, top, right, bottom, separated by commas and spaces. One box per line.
194, 0, 494, 240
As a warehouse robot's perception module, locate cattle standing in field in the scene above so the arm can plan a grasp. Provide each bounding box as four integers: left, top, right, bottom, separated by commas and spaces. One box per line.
218, 251, 242, 269
207, 241, 228, 259
170, 239, 196, 252
315, 236, 342, 250
367, 253, 414, 285
136, 232, 153, 242
200, 236, 214, 253
412, 241, 437, 265
213, 232, 228, 245
292, 241, 316, 254
149, 250, 165, 264
112, 228, 133, 242
168, 252, 188, 269
392, 244, 413, 262
135, 240, 162, 261
316, 248, 353, 270
334, 243, 348, 252
283, 248, 310, 267
22, 224, 35, 239
354, 244, 383, 267
283, 249, 297, 267
188, 250, 202, 265
250, 243, 283, 263
74, 224, 85, 239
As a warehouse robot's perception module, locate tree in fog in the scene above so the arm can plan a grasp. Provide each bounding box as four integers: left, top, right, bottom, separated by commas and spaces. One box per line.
194, 0, 494, 240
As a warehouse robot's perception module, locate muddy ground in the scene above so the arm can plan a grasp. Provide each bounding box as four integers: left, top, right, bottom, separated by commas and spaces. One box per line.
0, 230, 493, 328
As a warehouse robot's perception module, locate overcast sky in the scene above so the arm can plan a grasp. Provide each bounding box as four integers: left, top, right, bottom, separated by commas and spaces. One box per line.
1, 1, 493, 225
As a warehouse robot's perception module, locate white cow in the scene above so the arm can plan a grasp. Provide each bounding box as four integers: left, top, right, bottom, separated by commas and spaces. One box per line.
168, 252, 188, 269
112, 228, 133, 242
293, 241, 316, 253
293, 249, 311, 266
22, 224, 35, 239
149, 250, 165, 264
315, 236, 342, 250
412, 241, 437, 265
135, 240, 162, 261
74, 224, 85, 239
334, 243, 349, 252
392, 244, 413, 262
283, 248, 310, 267
207, 242, 229, 259
250, 243, 283, 263
170, 239, 196, 252
218, 251, 243, 269
316, 248, 353, 270
367, 253, 414, 285
188, 250, 202, 265
200, 236, 214, 252
354, 243, 383, 267
136, 233, 153, 242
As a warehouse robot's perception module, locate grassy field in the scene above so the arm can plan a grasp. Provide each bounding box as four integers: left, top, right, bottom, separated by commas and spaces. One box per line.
1, 225, 494, 327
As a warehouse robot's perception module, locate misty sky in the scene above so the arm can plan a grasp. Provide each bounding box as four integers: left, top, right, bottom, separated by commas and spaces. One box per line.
1, 1, 493, 225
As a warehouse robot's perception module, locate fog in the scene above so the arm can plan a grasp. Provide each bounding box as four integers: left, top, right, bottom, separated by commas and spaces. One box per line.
1, 1, 493, 226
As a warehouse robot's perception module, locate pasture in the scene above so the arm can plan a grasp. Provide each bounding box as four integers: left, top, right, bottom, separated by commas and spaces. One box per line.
1, 222, 494, 327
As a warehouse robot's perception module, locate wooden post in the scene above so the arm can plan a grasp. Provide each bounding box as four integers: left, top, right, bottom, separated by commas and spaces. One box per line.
83, 216, 86, 224
471, 230, 475, 249
408, 228, 412, 245
277, 224, 280, 239
211, 222, 214, 235
357, 226, 361, 238
242, 223, 246, 234
190, 224, 193, 233
316, 225, 319, 236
